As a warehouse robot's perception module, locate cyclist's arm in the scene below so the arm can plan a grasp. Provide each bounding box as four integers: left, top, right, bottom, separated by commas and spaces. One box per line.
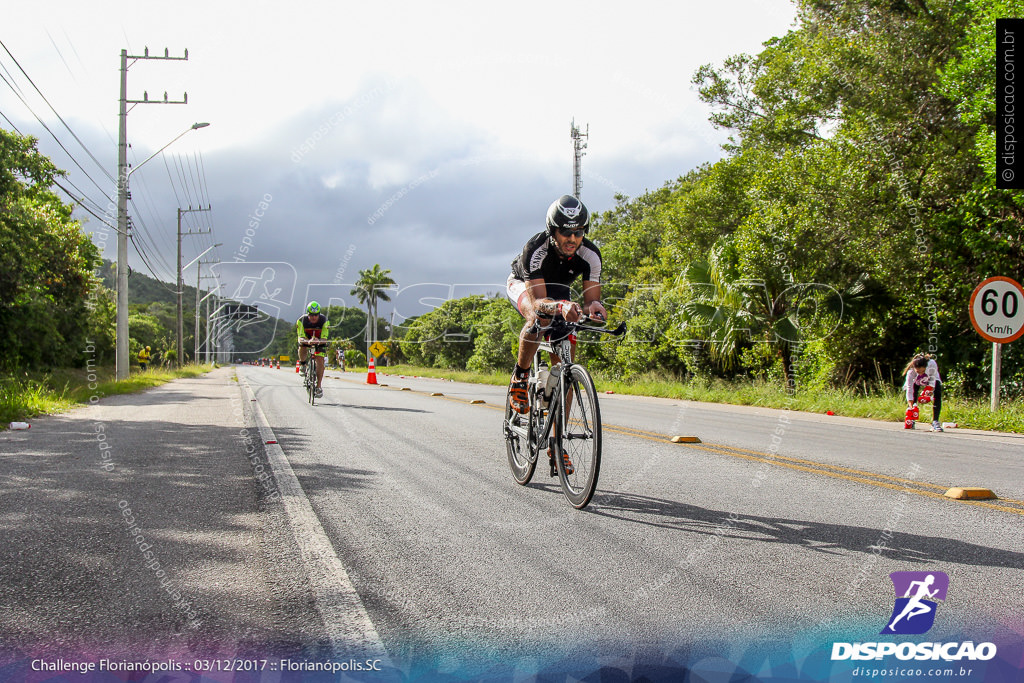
525, 278, 554, 315
320, 320, 329, 341
297, 319, 307, 344
528, 279, 575, 318
582, 280, 605, 319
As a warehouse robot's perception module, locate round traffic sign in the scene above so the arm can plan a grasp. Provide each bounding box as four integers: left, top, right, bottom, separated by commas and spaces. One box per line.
969, 276, 1024, 343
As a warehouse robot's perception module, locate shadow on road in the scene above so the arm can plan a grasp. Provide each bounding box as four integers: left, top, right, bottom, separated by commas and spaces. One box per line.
0, 414, 331, 660
588, 490, 1024, 570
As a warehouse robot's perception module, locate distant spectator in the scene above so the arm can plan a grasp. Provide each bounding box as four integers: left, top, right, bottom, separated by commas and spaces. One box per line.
137, 346, 151, 371
903, 353, 944, 432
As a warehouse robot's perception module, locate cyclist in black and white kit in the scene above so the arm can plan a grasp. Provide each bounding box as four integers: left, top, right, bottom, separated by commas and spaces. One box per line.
506, 195, 606, 470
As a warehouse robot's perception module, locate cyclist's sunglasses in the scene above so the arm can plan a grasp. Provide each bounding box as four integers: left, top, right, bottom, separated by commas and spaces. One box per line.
557, 227, 586, 238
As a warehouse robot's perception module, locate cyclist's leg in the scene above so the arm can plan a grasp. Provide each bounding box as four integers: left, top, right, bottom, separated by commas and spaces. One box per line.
507, 274, 542, 370
314, 352, 325, 388
507, 274, 543, 413
298, 344, 308, 366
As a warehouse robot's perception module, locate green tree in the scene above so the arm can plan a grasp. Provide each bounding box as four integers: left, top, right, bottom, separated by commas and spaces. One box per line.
0, 128, 99, 370
400, 296, 489, 369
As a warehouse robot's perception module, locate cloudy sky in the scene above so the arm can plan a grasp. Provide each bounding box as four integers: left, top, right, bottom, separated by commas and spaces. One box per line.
3, 0, 797, 321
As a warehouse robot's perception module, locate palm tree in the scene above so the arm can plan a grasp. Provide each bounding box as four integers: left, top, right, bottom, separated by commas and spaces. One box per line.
679, 245, 800, 384
350, 264, 396, 356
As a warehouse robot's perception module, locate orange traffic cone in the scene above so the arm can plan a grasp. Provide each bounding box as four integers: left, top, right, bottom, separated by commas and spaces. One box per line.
366, 356, 377, 385
295, 360, 300, 374
276, 359, 280, 369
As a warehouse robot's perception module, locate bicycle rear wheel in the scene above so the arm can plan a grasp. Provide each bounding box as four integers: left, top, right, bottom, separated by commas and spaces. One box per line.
554, 364, 601, 509
504, 386, 537, 485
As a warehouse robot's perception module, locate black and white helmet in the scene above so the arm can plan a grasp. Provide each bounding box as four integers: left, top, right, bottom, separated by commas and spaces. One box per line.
545, 195, 590, 236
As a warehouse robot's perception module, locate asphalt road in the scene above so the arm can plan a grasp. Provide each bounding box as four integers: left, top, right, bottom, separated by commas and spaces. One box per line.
241, 364, 1024, 675
0, 369, 331, 662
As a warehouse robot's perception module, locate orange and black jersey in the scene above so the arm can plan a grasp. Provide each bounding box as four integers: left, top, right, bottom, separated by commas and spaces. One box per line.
296, 314, 329, 341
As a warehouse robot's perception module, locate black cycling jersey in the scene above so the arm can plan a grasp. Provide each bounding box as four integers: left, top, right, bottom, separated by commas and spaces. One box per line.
510, 231, 602, 300
296, 314, 329, 340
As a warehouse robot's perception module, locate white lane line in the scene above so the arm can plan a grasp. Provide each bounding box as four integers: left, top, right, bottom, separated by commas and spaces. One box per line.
241, 377, 389, 662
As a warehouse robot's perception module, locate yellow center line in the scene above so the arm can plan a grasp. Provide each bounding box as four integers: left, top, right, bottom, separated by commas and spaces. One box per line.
328, 374, 1024, 515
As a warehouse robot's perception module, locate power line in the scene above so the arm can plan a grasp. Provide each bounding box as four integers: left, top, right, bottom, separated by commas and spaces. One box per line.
1, 107, 117, 232
0, 39, 115, 183
0, 68, 113, 203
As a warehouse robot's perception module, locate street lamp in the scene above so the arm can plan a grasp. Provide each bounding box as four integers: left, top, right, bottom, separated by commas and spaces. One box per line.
116, 121, 210, 380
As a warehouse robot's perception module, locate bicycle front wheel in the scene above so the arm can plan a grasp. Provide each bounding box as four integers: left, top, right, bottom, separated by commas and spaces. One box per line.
307, 363, 316, 405
554, 364, 601, 509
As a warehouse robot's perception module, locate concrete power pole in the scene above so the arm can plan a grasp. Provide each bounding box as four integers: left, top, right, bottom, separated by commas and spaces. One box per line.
116, 47, 190, 380
177, 205, 211, 366
571, 118, 588, 199
196, 263, 218, 361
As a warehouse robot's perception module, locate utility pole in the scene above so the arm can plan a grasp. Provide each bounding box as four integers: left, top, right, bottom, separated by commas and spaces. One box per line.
570, 118, 588, 199
116, 46, 190, 380
176, 205, 212, 366
196, 264, 218, 362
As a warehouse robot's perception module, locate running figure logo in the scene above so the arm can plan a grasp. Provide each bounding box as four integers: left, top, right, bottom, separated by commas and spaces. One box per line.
881, 571, 949, 635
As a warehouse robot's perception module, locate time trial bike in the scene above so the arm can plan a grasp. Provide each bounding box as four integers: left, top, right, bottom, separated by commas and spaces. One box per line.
503, 314, 625, 509
300, 339, 328, 405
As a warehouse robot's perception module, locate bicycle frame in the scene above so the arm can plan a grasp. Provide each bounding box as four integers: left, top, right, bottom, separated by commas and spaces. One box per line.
506, 316, 623, 462
532, 333, 573, 457
301, 339, 327, 405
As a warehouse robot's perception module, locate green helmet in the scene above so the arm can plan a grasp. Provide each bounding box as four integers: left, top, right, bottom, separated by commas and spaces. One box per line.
306, 301, 321, 315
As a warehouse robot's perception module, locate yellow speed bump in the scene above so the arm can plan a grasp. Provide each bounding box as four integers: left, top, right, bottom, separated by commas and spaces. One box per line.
401, 387, 411, 391
470, 400, 485, 404
944, 487, 997, 501
671, 436, 702, 443
430, 392, 444, 396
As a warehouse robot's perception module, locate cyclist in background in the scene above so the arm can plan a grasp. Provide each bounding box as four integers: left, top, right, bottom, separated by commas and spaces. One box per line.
506, 195, 607, 472
297, 301, 329, 398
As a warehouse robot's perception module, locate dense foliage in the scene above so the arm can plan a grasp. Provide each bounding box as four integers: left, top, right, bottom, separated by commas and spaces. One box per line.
399, 0, 1023, 397
0, 129, 100, 370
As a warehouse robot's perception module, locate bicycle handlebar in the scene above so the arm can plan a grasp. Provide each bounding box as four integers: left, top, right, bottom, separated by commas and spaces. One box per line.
529, 314, 627, 338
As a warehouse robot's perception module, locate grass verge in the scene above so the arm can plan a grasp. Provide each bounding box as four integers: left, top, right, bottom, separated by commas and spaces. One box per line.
1, 365, 217, 427
376, 364, 1024, 433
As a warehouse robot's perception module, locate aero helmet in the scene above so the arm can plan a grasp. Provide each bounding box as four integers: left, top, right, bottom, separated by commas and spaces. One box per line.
545, 195, 590, 236
306, 301, 321, 315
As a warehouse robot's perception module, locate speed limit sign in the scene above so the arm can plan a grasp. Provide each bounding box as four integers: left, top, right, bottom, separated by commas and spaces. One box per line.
970, 276, 1024, 343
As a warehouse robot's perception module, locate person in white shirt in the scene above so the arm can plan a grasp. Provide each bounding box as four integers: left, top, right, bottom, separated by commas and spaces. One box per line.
903, 353, 944, 432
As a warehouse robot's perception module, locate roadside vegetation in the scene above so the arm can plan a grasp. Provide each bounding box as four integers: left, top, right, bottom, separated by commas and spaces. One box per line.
1, 365, 217, 426
378, 364, 1024, 434
378, 1, 1022, 427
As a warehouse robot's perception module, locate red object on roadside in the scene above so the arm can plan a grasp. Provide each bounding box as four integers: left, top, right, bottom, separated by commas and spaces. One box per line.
919, 385, 933, 404
826, 410, 834, 415
904, 405, 919, 429
366, 357, 378, 385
